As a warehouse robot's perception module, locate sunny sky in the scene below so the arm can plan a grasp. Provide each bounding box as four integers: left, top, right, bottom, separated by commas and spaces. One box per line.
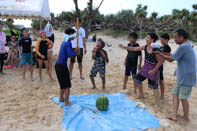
14, 0, 197, 27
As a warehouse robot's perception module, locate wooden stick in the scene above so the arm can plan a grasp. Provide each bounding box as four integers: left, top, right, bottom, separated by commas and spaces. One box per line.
76, 17, 80, 55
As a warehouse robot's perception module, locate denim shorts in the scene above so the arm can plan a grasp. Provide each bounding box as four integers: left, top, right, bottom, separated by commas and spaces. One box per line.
20, 53, 34, 65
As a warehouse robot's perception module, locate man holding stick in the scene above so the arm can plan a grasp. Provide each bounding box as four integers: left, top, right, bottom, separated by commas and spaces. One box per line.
69, 18, 87, 80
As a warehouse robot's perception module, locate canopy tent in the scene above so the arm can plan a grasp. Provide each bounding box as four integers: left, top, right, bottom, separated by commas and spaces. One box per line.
0, 0, 51, 20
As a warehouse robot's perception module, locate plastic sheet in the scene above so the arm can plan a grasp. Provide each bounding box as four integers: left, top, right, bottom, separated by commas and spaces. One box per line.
52, 93, 160, 131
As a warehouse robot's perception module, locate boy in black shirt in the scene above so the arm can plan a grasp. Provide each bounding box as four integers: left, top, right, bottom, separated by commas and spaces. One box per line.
159, 33, 171, 99
19, 29, 34, 81
123, 32, 142, 94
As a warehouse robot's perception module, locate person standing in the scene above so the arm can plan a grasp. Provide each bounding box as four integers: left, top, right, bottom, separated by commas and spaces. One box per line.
154, 29, 196, 125
0, 23, 6, 74
69, 18, 87, 80
45, 21, 55, 71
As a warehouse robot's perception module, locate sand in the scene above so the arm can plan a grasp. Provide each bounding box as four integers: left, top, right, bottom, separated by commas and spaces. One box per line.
0, 31, 196, 131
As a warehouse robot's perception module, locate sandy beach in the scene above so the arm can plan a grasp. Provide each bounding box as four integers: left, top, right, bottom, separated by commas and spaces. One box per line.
0, 31, 196, 131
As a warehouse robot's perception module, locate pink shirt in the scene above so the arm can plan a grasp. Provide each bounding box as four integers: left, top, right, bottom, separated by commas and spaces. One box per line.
0, 31, 6, 54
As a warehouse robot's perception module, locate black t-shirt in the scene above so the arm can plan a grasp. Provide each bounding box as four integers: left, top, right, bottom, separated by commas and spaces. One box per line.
144, 45, 157, 63
159, 44, 171, 70
161, 45, 171, 53
19, 37, 32, 53
126, 43, 142, 66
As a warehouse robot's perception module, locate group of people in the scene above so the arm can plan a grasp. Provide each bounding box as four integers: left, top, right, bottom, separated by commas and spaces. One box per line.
1, 19, 196, 126
55, 19, 196, 125
0, 22, 55, 82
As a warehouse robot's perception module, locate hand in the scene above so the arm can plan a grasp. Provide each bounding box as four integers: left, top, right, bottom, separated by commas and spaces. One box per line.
100, 50, 105, 57
92, 47, 97, 53
41, 55, 45, 59
148, 70, 155, 76
118, 44, 126, 49
19, 56, 22, 60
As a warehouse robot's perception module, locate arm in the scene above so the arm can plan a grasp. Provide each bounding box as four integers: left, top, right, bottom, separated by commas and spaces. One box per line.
67, 43, 76, 57
148, 54, 164, 75
92, 47, 97, 59
83, 37, 87, 53
154, 51, 174, 62
104, 52, 109, 63
47, 39, 54, 49
35, 40, 42, 57
138, 55, 142, 69
119, 44, 145, 51
124, 55, 128, 66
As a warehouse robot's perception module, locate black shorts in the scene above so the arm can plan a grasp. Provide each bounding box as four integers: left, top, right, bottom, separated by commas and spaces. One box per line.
135, 73, 158, 89
159, 65, 164, 81
55, 64, 71, 89
70, 48, 83, 63
125, 65, 137, 77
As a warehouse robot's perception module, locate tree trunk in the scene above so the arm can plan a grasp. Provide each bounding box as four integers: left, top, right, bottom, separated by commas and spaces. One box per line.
73, 0, 80, 17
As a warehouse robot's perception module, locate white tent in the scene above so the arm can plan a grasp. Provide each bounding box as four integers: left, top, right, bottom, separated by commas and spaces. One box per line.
0, 0, 51, 20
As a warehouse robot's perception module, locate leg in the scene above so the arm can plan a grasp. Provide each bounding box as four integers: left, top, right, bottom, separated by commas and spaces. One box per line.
47, 51, 53, 71
133, 78, 138, 94
5, 49, 12, 64
123, 76, 128, 89
38, 59, 43, 81
44, 60, 53, 81
135, 74, 146, 98
102, 75, 106, 90
90, 76, 96, 89
64, 88, 70, 106
180, 99, 189, 123
0, 54, 5, 73
160, 80, 165, 99
29, 64, 33, 81
22, 64, 27, 80
168, 94, 179, 121
137, 83, 144, 98
77, 49, 84, 80
78, 63, 84, 80
59, 89, 64, 102
153, 89, 160, 106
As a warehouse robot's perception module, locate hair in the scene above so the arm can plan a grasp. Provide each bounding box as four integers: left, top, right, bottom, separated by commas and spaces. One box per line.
160, 33, 170, 40
175, 28, 189, 39
148, 33, 158, 42
129, 32, 138, 40
64, 28, 76, 35
97, 38, 105, 47
22, 28, 28, 33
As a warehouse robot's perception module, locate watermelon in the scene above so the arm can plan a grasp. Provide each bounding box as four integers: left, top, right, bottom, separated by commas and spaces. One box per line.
96, 96, 109, 111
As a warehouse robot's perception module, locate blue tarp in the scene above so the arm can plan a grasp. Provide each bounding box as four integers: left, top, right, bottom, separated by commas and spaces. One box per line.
52, 93, 160, 131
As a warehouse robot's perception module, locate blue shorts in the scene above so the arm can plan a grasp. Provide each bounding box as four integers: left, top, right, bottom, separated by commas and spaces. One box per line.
125, 65, 137, 77
20, 53, 34, 65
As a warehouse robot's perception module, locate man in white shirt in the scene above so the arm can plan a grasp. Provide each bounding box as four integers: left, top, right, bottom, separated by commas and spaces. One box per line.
69, 18, 87, 80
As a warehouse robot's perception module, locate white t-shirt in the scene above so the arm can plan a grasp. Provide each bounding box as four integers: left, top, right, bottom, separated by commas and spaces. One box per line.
71, 26, 86, 48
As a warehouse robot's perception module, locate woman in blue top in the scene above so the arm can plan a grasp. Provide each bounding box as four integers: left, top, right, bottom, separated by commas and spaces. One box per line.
55, 28, 76, 106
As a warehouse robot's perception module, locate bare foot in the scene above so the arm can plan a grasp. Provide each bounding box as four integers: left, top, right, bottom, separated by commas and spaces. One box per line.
64, 102, 73, 106
92, 86, 96, 89
136, 94, 144, 99
122, 87, 126, 90
160, 96, 164, 100
80, 76, 85, 80
179, 119, 189, 125
167, 116, 177, 122
59, 98, 64, 102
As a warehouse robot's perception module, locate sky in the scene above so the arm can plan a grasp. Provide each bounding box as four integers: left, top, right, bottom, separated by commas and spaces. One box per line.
14, 0, 197, 27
